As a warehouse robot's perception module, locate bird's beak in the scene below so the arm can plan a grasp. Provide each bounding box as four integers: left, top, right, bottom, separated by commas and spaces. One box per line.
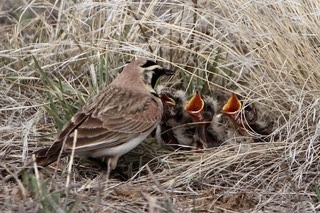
162, 68, 175, 76
222, 93, 243, 128
222, 93, 242, 115
184, 91, 204, 122
160, 93, 176, 107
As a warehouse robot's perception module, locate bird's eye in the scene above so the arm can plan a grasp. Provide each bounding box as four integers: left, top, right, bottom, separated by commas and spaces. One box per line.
144, 72, 153, 82
141, 60, 157, 68
205, 104, 212, 111
144, 73, 148, 81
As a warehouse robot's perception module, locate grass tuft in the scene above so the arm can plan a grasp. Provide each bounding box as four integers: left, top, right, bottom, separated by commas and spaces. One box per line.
1, 0, 320, 212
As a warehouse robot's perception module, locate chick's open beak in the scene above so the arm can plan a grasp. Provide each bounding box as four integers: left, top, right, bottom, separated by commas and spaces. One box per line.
160, 93, 176, 107
184, 91, 204, 122
222, 93, 241, 115
222, 93, 245, 129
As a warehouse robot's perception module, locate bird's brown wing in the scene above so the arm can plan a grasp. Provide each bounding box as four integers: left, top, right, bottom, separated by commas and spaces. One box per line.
58, 86, 162, 152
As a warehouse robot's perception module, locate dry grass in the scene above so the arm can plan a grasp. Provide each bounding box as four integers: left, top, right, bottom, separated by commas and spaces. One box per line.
1, 0, 320, 212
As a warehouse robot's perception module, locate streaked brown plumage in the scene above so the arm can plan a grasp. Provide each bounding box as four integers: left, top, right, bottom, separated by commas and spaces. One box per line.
35, 58, 174, 178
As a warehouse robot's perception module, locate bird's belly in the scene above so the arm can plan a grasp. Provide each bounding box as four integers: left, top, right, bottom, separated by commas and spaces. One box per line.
87, 133, 149, 158
173, 128, 194, 145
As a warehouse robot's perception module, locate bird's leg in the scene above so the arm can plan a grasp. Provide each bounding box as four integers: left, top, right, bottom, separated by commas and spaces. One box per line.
88, 157, 128, 181
106, 158, 112, 180
106, 156, 129, 180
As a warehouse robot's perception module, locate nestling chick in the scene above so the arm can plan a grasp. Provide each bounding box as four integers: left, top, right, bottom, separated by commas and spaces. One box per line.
156, 86, 196, 147
222, 93, 274, 140
201, 96, 226, 147
184, 91, 223, 148
242, 103, 274, 141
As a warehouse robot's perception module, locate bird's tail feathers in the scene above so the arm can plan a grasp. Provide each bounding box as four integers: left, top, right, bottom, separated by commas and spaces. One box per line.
34, 141, 65, 167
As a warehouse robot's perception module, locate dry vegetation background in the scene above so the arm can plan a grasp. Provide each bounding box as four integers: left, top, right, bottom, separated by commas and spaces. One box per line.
1, 0, 320, 212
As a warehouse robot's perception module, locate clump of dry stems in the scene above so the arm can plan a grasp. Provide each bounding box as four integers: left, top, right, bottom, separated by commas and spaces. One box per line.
1, 0, 320, 212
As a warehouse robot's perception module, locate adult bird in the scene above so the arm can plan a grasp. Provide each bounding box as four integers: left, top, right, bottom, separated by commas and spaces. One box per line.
35, 58, 174, 178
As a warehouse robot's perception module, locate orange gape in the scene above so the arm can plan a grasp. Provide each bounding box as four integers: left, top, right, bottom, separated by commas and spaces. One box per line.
184, 91, 204, 122
222, 93, 242, 114
222, 93, 244, 129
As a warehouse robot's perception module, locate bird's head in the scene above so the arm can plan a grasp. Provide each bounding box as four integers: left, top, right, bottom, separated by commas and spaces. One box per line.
117, 58, 174, 94
136, 59, 175, 93
159, 93, 176, 107
157, 87, 189, 122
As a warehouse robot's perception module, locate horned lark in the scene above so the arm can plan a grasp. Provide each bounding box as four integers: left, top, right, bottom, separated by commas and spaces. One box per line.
156, 87, 196, 147
35, 58, 174, 178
